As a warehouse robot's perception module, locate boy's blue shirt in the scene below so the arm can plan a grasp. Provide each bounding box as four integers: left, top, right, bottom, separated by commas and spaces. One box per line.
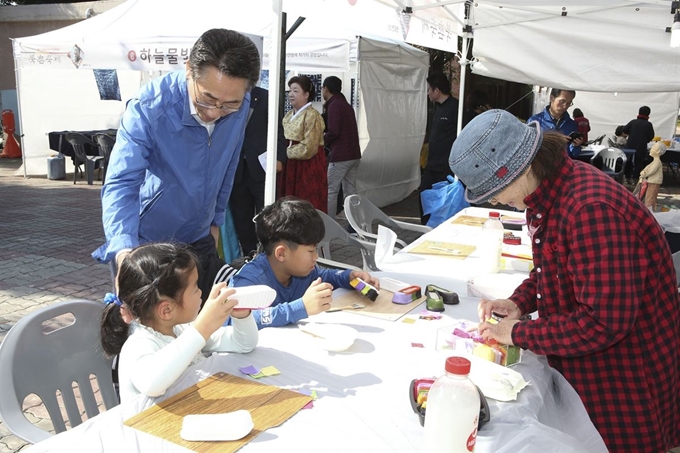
229, 253, 353, 329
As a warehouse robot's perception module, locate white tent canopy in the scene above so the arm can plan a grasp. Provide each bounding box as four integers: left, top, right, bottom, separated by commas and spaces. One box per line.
468, 1, 680, 93
12, 0, 437, 207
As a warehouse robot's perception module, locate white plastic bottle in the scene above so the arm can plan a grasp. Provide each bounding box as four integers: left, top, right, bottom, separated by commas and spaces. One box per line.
480, 211, 504, 273
422, 357, 480, 452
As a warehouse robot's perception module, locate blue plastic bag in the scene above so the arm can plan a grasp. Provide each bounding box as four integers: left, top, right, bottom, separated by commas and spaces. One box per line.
420, 175, 469, 228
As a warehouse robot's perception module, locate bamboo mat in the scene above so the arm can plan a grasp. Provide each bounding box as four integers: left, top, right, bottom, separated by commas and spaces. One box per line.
124, 372, 312, 452
331, 288, 425, 321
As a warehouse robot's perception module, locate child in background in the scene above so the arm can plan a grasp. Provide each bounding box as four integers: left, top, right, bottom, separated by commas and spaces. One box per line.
614, 125, 628, 146
638, 141, 667, 211
100, 243, 258, 403
230, 196, 380, 329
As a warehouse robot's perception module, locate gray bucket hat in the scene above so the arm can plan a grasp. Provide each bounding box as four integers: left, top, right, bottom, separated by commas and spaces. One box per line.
448, 109, 543, 204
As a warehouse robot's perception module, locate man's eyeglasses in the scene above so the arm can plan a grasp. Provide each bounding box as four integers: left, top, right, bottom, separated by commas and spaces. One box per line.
555, 99, 574, 108
193, 78, 242, 114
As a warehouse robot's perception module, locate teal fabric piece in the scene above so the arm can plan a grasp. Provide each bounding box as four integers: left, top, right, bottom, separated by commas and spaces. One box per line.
220, 207, 241, 263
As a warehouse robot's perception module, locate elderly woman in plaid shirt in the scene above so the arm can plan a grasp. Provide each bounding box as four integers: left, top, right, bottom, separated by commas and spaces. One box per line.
449, 109, 680, 453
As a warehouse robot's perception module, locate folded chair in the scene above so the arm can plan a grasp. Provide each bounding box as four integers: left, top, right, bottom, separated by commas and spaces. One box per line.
316, 209, 380, 271
65, 133, 105, 185
587, 134, 605, 146
590, 148, 627, 183
0, 300, 119, 443
344, 194, 431, 249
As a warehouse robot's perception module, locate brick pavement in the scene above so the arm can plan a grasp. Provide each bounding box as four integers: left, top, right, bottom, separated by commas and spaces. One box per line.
1, 157, 679, 452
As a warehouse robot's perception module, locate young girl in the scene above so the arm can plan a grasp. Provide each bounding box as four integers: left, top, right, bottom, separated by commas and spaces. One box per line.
100, 243, 258, 403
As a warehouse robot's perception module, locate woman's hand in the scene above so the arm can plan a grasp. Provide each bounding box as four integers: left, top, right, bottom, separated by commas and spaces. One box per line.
478, 318, 519, 346
478, 298, 522, 322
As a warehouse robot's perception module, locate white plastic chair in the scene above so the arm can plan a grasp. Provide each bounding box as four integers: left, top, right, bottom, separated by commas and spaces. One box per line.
344, 194, 431, 249
673, 251, 680, 287
0, 300, 119, 443
590, 148, 627, 183
316, 209, 380, 271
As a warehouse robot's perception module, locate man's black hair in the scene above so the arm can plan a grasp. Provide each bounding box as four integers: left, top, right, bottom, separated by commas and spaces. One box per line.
323, 76, 342, 95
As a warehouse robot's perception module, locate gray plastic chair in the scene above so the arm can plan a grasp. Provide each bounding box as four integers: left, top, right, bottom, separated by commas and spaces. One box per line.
92, 133, 116, 185
590, 148, 627, 183
344, 194, 431, 249
65, 133, 104, 185
0, 299, 118, 443
316, 209, 380, 272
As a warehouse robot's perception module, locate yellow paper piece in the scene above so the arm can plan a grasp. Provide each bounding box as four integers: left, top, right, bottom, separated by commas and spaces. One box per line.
250, 372, 266, 379
310, 390, 318, 400
402, 318, 416, 324
261, 366, 281, 376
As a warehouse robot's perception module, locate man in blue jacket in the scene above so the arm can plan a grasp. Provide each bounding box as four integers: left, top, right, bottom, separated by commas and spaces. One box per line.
527, 88, 583, 158
92, 29, 261, 302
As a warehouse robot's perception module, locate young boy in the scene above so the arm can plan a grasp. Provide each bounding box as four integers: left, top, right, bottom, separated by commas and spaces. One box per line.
230, 196, 380, 329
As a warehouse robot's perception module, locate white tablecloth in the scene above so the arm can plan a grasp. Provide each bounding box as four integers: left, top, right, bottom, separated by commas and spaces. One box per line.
377, 207, 531, 299
25, 272, 606, 453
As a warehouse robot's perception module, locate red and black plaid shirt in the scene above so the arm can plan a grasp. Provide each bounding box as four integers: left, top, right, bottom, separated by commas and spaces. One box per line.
511, 155, 680, 452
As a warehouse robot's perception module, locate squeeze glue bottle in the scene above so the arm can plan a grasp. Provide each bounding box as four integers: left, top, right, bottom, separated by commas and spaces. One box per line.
480, 211, 504, 273
422, 357, 480, 452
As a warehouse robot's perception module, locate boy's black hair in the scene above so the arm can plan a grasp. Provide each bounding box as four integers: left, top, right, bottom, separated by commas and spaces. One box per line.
639, 105, 651, 116
255, 197, 325, 255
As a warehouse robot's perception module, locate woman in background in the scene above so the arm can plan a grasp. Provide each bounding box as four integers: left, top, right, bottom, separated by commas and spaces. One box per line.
278, 75, 328, 212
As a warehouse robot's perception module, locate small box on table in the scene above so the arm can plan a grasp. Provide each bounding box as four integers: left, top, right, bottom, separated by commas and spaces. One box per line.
438, 321, 521, 367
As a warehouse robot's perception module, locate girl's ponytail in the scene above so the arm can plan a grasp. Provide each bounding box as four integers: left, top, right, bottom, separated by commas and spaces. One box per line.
100, 293, 130, 356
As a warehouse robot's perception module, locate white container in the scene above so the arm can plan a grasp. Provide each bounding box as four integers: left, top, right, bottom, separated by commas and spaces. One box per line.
423, 357, 480, 452
479, 212, 504, 273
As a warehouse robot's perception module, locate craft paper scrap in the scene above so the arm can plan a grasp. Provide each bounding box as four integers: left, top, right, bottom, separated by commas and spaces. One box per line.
411, 342, 425, 348
261, 366, 281, 377
420, 310, 442, 320
302, 401, 314, 410
402, 318, 416, 324
239, 365, 259, 375
250, 372, 266, 379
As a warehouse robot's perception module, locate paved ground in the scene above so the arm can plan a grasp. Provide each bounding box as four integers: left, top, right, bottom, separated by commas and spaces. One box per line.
1, 157, 680, 452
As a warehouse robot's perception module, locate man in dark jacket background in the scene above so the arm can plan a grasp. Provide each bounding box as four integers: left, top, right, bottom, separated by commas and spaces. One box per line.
229, 86, 287, 254
322, 76, 362, 217
623, 105, 655, 181
421, 72, 459, 224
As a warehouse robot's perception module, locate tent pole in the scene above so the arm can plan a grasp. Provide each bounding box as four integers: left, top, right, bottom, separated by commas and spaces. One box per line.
456, 1, 473, 135
12, 41, 27, 178
265, 0, 285, 206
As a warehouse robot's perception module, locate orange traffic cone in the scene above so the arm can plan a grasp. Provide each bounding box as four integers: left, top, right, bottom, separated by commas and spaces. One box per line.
0, 109, 21, 159
0, 133, 21, 159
